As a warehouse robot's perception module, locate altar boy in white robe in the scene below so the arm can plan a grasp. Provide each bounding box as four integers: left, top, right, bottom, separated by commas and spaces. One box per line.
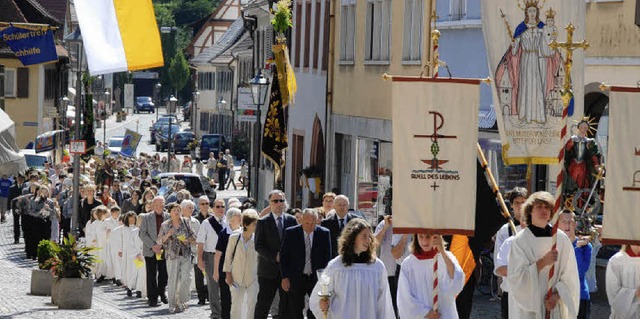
309, 218, 394, 319
606, 245, 640, 318
507, 191, 580, 319
107, 207, 124, 285
397, 233, 465, 319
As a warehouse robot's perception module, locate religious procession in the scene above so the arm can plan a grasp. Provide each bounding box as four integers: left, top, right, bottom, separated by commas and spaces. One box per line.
0, 0, 639, 318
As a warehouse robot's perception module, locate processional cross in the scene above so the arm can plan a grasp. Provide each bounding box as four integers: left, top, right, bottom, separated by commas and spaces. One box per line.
548, 23, 589, 98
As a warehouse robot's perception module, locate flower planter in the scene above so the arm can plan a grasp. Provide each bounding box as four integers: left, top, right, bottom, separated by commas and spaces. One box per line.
30, 269, 53, 296
55, 278, 93, 309
51, 277, 59, 304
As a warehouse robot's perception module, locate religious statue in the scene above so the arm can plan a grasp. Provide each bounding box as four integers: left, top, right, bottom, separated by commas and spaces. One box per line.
563, 117, 601, 197
495, 1, 562, 124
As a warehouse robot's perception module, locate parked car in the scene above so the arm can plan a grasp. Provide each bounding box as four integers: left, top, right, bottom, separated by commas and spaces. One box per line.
155, 124, 182, 152
107, 136, 124, 156
20, 149, 53, 170
198, 134, 227, 160
134, 96, 155, 113
149, 115, 180, 144
172, 131, 196, 154
156, 172, 216, 203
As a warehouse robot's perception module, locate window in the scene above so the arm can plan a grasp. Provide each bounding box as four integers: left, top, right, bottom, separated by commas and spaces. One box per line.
403, 0, 423, 61
449, 0, 466, 21
197, 72, 215, 90
339, 0, 356, 62
216, 71, 232, 93
4, 68, 16, 98
364, 0, 391, 62
44, 68, 57, 100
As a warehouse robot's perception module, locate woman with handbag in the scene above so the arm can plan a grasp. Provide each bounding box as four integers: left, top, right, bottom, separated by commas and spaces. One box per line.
222, 209, 259, 319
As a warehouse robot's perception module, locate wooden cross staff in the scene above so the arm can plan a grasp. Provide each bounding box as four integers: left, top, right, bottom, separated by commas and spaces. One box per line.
549, 23, 589, 94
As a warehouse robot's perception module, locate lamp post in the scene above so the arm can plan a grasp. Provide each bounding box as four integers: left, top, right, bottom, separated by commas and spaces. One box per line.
218, 97, 227, 137
64, 28, 83, 238
192, 91, 200, 138
167, 95, 178, 171
155, 82, 162, 122
249, 69, 270, 203
103, 89, 110, 150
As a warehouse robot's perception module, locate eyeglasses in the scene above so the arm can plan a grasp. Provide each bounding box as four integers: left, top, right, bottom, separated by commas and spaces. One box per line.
215, 205, 225, 208
271, 199, 285, 203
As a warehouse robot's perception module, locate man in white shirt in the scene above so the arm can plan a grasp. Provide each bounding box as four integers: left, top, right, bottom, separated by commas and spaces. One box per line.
94, 141, 105, 158
197, 198, 227, 319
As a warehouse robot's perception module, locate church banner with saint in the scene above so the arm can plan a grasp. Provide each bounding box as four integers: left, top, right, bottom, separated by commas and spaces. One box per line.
602, 87, 640, 245
481, 0, 585, 165
391, 77, 481, 235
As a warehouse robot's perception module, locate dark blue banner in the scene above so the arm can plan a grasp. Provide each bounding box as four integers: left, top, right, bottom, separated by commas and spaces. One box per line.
0, 25, 58, 66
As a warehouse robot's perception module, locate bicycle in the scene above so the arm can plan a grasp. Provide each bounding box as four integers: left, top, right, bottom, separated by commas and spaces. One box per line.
475, 248, 500, 300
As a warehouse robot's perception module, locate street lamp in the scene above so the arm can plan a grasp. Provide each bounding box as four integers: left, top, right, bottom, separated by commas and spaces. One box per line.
249, 69, 270, 202
103, 89, 110, 151
155, 82, 162, 122
192, 91, 200, 137
64, 28, 84, 238
167, 95, 178, 172
218, 97, 227, 137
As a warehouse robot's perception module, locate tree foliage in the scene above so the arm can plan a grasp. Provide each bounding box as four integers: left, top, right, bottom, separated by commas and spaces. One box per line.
169, 50, 190, 93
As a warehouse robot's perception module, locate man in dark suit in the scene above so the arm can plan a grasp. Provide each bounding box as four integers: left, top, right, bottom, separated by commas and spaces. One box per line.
280, 208, 332, 319
8, 175, 25, 244
321, 194, 360, 257
254, 190, 297, 319
138, 196, 170, 307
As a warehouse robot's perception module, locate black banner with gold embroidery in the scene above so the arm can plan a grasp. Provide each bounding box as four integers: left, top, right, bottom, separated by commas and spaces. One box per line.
262, 68, 288, 173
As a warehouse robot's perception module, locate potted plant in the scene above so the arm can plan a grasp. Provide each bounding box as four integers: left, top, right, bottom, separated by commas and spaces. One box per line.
31, 239, 59, 296
301, 165, 323, 195
49, 235, 99, 309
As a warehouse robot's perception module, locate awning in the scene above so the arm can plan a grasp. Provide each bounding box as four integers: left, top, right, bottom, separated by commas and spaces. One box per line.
35, 130, 65, 153
0, 109, 27, 175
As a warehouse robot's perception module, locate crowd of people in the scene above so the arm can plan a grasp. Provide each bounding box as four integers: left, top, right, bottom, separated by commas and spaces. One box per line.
1, 151, 639, 318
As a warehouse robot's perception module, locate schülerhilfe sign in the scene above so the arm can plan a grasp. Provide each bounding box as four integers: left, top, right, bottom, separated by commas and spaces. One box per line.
0, 26, 58, 66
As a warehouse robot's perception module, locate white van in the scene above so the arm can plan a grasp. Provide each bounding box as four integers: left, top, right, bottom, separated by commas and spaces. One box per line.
20, 149, 53, 170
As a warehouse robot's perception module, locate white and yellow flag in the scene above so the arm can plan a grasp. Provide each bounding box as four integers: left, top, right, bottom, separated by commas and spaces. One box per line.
391, 77, 480, 235
481, 0, 585, 165
602, 87, 640, 245
75, 0, 164, 75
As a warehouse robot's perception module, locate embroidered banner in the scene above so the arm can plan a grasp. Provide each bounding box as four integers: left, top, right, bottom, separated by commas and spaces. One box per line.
0, 25, 58, 66
602, 87, 640, 245
481, 0, 585, 165
120, 129, 142, 158
391, 77, 481, 235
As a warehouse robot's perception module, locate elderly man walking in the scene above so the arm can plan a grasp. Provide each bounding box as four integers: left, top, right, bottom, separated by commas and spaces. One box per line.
139, 196, 170, 307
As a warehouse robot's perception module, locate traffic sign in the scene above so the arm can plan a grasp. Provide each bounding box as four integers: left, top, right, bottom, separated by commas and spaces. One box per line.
69, 140, 86, 154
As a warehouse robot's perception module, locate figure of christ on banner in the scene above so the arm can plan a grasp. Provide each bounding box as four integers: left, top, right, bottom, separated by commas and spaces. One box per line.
495, 4, 562, 125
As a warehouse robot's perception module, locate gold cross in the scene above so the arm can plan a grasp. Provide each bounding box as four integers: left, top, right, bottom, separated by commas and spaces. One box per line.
549, 23, 589, 93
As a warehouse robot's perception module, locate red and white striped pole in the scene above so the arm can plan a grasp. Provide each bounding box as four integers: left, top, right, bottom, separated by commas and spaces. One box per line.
433, 256, 439, 311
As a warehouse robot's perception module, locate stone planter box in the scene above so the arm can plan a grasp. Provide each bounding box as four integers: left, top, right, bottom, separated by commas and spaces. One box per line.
55, 278, 93, 309
30, 269, 53, 296
51, 277, 59, 304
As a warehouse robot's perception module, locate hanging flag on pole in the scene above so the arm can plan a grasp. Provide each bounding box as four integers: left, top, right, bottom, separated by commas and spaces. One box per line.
389, 76, 481, 235
481, 0, 585, 165
74, 0, 164, 75
601, 86, 640, 245
262, 68, 288, 178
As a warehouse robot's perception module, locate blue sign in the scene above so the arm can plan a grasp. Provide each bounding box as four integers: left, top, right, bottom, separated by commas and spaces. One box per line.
0, 25, 58, 66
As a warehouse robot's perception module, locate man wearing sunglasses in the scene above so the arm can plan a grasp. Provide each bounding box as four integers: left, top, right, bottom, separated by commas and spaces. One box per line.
254, 190, 297, 319
197, 198, 228, 318
194, 196, 211, 306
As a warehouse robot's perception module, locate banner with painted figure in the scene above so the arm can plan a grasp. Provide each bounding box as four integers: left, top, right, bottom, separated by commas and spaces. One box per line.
602, 87, 640, 245
391, 77, 481, 235
0, 25, 58, 66
481, 0, 585, 165
120, 129, 142, 158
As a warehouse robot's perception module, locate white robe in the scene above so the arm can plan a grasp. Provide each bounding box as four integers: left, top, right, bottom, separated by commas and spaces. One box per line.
84, 221, 99, 275
397, 252, 465, 319
108, 225, 124, 280
507, 228, 580, 319
606, 251, 640, 318
132, 227, 146, 295
93, 219, 111, 277
309, 256, 394, 319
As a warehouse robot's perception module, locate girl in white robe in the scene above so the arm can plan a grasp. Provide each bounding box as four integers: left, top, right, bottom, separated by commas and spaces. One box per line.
84, 209, 99, 276
108, 220, 125, 284
130, 215, 147, 297
507, 193, 580, 319
309, 218, 394, 319
121, 212, 143, 297
397, 233, 465, 319
606, 245, 640, 318
92, 206, 111, 280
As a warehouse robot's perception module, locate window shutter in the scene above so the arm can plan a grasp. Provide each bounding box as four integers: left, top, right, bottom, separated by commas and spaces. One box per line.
264, 25, 274, 63
17, 67, 29, 98
636, 0, 640, 27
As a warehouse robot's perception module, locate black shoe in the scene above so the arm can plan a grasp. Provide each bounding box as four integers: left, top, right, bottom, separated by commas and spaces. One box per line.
14, 239, 18, 244
126, 288, 132, 297
136, 291, 142, 298
115, 280, 122, 286
149, 300, 159, 307
160, 294, 168, 304
197, 299, 206, 305
96, 275, 106, 283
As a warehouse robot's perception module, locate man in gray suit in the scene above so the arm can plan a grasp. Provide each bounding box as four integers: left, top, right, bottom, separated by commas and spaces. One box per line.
139, 196, 170, 307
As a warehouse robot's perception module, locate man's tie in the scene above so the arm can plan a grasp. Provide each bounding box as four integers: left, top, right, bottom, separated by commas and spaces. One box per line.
277, 216, 283, 239
304, 233, 312, 275
339, 218, 345, 231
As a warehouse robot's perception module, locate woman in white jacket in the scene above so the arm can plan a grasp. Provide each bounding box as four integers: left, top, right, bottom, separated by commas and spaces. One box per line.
222, 209, 260, 319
